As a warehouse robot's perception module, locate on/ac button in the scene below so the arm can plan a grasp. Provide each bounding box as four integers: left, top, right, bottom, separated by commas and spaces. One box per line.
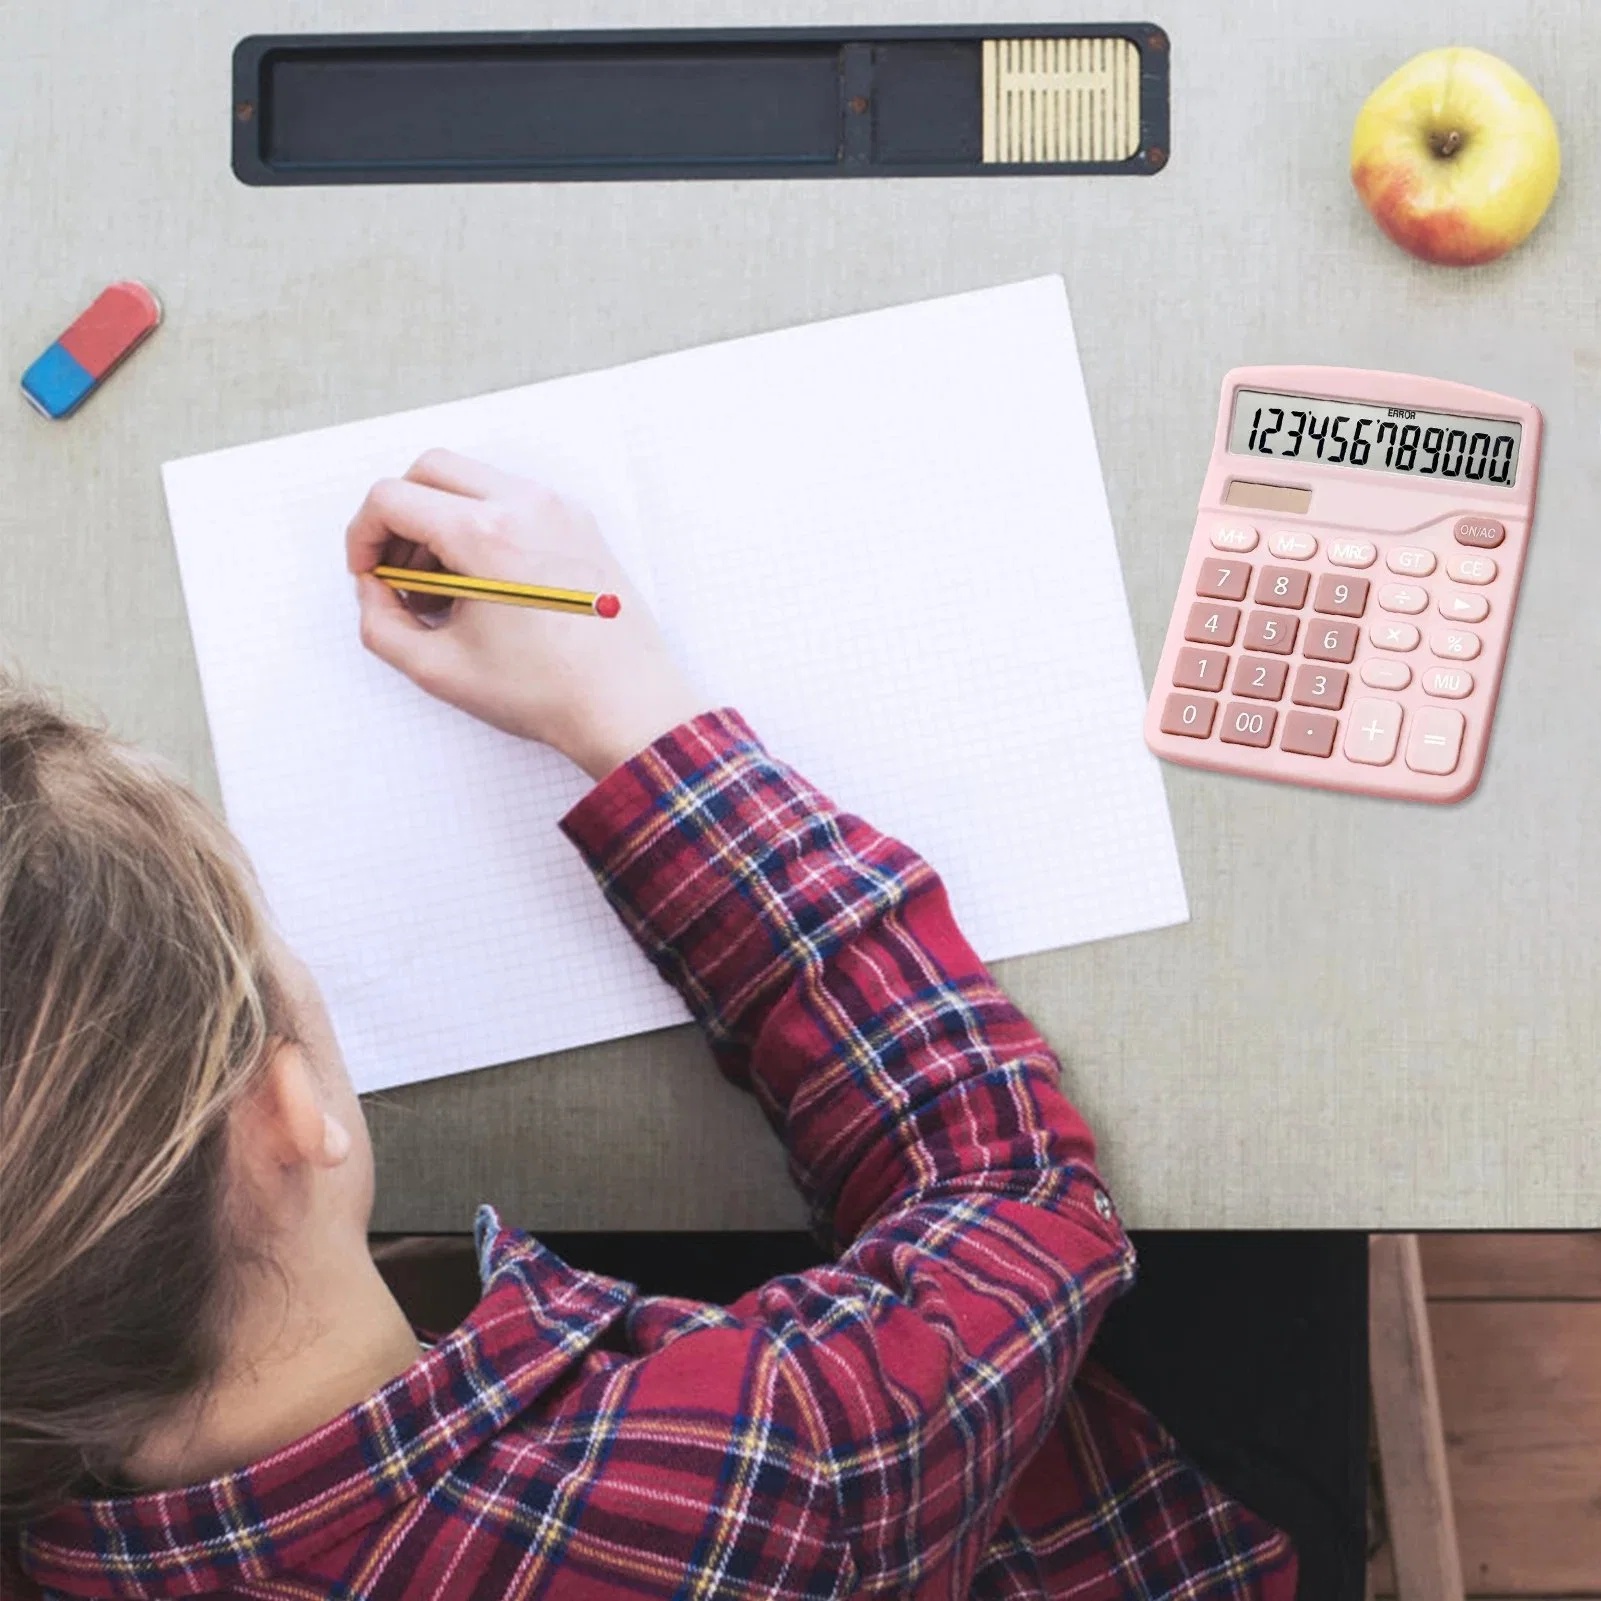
1454, 516, 1505, 548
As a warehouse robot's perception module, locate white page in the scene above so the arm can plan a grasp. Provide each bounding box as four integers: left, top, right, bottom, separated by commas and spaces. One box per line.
621, 278, 1186, 964
164, 375, 689, 1095
165, 278, 1186, 1094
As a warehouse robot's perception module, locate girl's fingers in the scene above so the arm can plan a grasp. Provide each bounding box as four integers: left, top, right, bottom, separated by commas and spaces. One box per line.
404, 448, 522, 501
354, 574, 452, 685
344, 478, 490, 577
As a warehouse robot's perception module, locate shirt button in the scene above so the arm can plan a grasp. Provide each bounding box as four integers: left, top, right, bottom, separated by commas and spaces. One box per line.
1093, 1189, 1115, 1221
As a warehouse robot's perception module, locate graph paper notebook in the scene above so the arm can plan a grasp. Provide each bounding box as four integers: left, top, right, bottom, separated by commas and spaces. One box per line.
164, 278, 1188, 1093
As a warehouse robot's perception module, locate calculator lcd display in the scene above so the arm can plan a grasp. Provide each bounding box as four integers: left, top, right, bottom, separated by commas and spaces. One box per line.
1227, 388, 1521, 486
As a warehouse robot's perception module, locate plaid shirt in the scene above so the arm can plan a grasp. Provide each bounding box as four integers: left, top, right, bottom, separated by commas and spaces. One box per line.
21, 710, 1296, 1600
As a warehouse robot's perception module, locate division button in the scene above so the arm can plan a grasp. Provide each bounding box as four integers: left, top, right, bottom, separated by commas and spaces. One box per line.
1280, 709, 1340, 758
1185, 601, 1240, 645
1454, 516, 1505, 548
1343, 698, 1404, 766
1160, 692, 1218, 738
1231, 655, 1290, 700
1242, 609, 1299, 654
1439, 591, 1489, 623
1220, 701, 1277, 748
1406, 706, 1466, 774
1421, 666, 1474, 699
1268, 529, 1317, 560
1361, 659, 1412, 691
1210, 522, 1259, 552
1430, 629, 1481, 661
1173, 646, 1230, 691
1326, 537, 1377, 568
1447, 552, 1498, 585
1372, 621, 1421, 652
1195, 557, 1253, 601
1303, 619, 1360, 663
1256, 566, 1311, 607
1387, 546, 1437, 576
1377, 583, 1429, 614
1291, 662, 1349, 710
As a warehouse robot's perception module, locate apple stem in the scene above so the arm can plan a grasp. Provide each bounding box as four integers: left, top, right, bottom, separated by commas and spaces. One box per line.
1431, 128, 1465, 158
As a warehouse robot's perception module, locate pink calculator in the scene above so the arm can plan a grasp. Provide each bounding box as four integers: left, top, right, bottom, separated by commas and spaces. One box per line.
1144, 366, 1542, 803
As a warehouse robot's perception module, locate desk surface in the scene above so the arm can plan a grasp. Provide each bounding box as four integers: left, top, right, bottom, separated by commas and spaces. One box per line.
4, 0, 1597, 1231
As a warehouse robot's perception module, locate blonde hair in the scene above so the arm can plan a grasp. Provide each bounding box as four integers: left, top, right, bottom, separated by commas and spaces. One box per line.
0, 679, 290, 1522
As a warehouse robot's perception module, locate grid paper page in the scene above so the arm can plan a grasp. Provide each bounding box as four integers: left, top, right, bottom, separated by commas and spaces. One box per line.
165, 277, 1187, 1095
163, 374, 688, 1095
620, 277, 1187, 964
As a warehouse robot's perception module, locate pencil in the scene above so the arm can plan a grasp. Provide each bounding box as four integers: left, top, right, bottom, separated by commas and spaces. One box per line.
373, 564, 621, 619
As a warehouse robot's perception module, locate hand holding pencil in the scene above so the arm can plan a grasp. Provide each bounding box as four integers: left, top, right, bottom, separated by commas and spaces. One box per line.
347, 449, 707, 780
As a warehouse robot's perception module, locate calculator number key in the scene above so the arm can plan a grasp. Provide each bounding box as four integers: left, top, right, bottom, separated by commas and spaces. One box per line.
1255, 566, 1310, 607
1280, 710, 1340, 758
1292, 664, 1348, 710
1220, 702, 1277, 748
1232, 655, 1289, 701
1185, 602, 1240, 645
1242, 610, 1299, 654
1303, 620, 1360, 663
1406, 707, 1466, 775
1195, 558, 1252, 601
1160, 693, 1218, 738
1173, 647, 1229, 692
1313, 574, 1369, 617
1343, 698, 1403, 766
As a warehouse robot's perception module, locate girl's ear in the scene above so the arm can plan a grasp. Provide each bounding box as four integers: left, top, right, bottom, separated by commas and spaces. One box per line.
238, 1041, 348, 1172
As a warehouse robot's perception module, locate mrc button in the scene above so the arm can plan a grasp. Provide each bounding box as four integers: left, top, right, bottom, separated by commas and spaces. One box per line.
1454, 516, 1505, 548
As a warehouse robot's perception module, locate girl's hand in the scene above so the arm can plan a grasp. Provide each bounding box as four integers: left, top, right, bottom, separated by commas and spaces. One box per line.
346, 450, 706, 780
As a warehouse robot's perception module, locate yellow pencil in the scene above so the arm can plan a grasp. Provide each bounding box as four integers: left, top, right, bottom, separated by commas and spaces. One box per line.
373, 564, 621, 619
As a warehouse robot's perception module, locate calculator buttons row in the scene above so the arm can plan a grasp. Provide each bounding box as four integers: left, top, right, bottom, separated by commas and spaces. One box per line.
1440, 592, 1489, 622
1161, 688, 1466, 774
1378, 584, 1428, 614
1387, 547, 1436, 576
1454, 516, 1505, 549
1448, 553, 1497, 584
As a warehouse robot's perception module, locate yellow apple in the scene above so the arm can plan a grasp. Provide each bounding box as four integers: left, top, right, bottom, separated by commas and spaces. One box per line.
1351, 46, 1560, 266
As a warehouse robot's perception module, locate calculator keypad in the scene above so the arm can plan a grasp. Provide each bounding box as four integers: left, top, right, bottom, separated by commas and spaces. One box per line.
1153, 503, 1524, 796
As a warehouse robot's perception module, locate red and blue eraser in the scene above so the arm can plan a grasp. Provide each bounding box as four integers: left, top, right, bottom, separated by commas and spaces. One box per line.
21, 281, 162, 419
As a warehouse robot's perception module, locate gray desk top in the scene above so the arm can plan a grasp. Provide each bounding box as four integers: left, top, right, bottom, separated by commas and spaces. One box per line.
4, 0, 1597, 1230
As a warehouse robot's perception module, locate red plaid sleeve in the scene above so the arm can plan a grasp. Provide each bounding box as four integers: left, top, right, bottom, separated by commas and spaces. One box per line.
562, 709, 1137, 1594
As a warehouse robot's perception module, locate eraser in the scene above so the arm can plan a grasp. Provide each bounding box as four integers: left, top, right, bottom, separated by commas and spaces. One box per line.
21, 281, 162, 419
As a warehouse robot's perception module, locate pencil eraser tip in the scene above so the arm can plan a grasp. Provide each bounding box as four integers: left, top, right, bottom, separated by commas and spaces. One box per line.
596, 593, 621, 619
